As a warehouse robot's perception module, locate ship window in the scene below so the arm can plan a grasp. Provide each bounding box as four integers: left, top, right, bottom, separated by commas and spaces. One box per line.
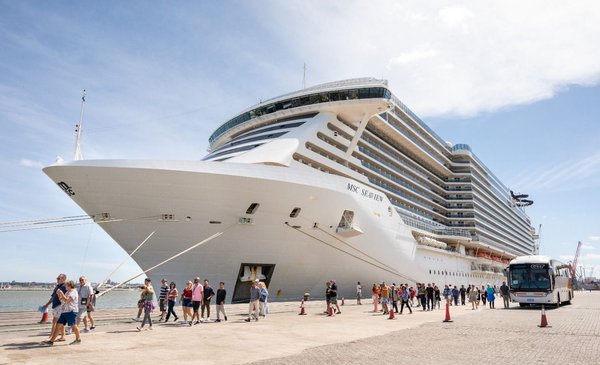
246, 203, 260, 214
429, 270, 431, 274
289, 207, 301, 218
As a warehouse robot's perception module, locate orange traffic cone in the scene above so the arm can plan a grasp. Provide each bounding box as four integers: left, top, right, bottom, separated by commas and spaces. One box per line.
327, 306, 334, 317
299, 299, 306, 315
388, 308, 396, 320
538, 305, 550, 328
38, 311, 49, 324
38, 306, 49, 324
443, 301, 453, 322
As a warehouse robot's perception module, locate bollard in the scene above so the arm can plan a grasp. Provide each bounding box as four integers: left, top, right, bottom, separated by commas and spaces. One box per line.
341, 297, 344, 306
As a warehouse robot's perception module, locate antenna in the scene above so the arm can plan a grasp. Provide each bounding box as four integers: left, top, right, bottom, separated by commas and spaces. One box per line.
74, 89, 86, 161
303, 63, 307, 89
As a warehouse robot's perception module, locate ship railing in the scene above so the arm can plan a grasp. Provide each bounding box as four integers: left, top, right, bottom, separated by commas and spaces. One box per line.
398, 211, 471, 238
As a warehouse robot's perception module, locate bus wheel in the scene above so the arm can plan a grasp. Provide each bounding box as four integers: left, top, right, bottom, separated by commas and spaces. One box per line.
519, 303, 528, 308
564, 292, 571, 305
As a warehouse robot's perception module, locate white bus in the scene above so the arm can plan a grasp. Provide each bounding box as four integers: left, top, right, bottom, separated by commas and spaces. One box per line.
506, 255, 574, 307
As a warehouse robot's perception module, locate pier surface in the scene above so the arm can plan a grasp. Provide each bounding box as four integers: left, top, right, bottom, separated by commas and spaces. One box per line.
1, 291, 599, 364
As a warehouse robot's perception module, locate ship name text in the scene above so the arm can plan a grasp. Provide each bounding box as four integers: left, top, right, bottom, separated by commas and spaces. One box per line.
347, 183, 383, 202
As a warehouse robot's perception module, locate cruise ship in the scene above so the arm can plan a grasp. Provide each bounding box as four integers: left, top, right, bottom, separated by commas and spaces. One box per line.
44, 78, 537, 302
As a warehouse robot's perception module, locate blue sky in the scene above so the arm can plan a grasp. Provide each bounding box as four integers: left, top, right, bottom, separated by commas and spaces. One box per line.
1, 1, 599, 283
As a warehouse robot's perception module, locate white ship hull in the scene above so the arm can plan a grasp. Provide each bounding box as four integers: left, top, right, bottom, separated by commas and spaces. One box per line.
45, 160, 441, 301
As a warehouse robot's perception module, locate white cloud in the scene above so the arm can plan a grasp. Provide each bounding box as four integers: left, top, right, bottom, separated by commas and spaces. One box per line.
581, 244, 597, 250
510, 152, 600, 192
266, 0, 600, 117
590, 236, 600, 241
387, 47, 439, 67
438, 5, 474, 30
18, 158, 44, 168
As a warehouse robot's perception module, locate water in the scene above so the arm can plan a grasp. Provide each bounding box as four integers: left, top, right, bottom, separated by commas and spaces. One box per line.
0, 290, 141, 312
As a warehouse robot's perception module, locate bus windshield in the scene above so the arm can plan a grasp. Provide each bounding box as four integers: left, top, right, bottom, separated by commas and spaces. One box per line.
509, 263, 551, 291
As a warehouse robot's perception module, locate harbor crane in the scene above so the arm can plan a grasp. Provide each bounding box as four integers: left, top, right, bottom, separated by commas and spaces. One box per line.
570, 241, 582, 289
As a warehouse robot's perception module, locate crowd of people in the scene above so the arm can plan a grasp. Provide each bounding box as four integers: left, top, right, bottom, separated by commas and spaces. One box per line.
130, 277, 270, 328
364, 281, 511, 315
39, 272, 511, 345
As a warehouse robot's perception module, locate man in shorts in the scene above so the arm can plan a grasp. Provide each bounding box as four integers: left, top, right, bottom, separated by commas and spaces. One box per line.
191, 277, 203, 325
77, 276, 95, 332
158, 278, 169, 321
42, 273, 66, 341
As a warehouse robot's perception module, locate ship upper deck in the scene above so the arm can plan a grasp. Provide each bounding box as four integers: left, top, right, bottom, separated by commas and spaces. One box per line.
208, 78, 392, 148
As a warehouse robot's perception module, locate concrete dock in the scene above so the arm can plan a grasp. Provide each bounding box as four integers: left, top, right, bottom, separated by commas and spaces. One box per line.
1, 291, 599, 364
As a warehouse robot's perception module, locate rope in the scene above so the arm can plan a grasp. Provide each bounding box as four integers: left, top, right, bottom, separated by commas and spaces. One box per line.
95, 230, 157, 291
97, 223, 236, 298
306, 218, 401, 275
284, 222, 419, 283
0, 214, 164, 233
0, 215, 90, 226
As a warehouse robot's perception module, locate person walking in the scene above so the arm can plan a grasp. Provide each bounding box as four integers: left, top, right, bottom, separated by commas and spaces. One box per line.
434, 284, 441, 309
215, 282, 227, 322
372, 284, 379, 312
181, 281, 193, 325
418, 283, 427, 310
43, 280, 81, 345
258, 282, 269, 318
191, 277, 203, 325
442, 284, 451, 307
329, 280, 341, 314
460, 285, 467, 305
158, 278, 169, 321
480, 285, 487, 306
76, 276, 94, 332
245, 279, 260, 322
452, 286, 459, 306
425, 283, 434, 310
165, 282, 179, 322
42, 274, 67, 342
136, 278, 155, 331
399, 285, 412, 314
486, 284, 496, 309
390, 284, 399, 313
201, 279, 215, 322
379, 282, 390, 315
500, 281, 510, 309
356, 281, 362, 305
469, 285, 479, 310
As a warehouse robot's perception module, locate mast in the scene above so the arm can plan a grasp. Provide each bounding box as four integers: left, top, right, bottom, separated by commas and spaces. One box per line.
303, 63, 307, 89
73, 89, 86, 161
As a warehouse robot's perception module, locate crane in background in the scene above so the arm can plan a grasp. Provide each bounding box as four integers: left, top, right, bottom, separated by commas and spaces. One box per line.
570, 241, 582, 289
533, 224, 542, 254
